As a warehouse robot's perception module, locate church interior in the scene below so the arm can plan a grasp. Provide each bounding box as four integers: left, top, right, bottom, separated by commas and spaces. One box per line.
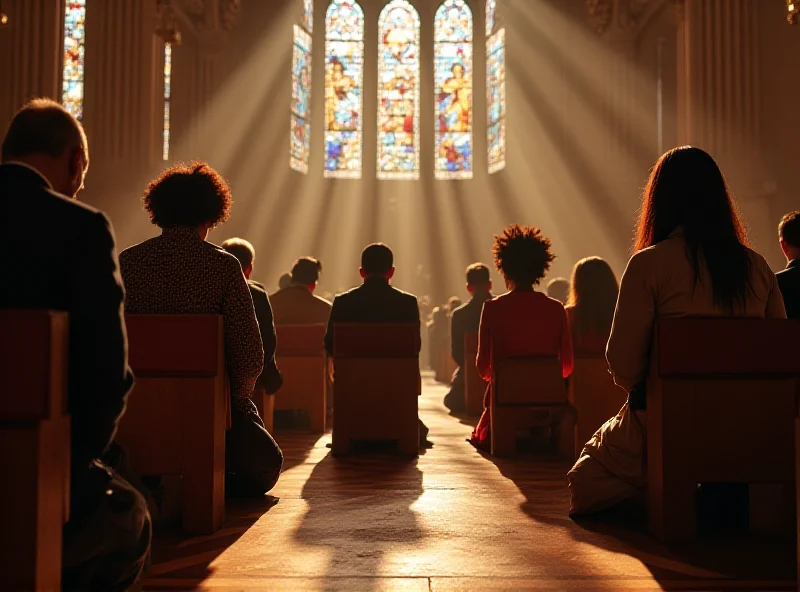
1, 0, 799, 590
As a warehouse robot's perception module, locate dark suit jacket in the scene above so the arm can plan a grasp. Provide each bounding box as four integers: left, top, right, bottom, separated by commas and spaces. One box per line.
324, 277, 420, 356
248, 279, 282, 393
777, 259, 799, 319
450, 291, 493, 368
0, 163, 133, 470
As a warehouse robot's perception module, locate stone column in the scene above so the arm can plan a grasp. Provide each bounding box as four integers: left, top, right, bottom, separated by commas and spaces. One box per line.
675, 0, 761, 188
82, 0, 162, 167
0, 0, 64, 129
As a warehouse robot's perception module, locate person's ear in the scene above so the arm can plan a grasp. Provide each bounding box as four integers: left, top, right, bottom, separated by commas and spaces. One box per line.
466, 284, 475, 296
386, 267, 395, 280
243, 264, 253, 279
487, 280, 493, 292
359, 268, 367, 279
68, 147, 85, 194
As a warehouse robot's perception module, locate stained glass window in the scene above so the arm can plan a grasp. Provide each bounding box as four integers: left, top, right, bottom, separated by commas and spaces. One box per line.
163, 43, 172, 161
62, 0, 87, 120
487, 28, 506, 173
304, 0, 313, 32
291, 25, 313, 174
434, 0, 473, 180
324, 0, 364, 178
486, 0, 496, 37
377, 0, 420, 180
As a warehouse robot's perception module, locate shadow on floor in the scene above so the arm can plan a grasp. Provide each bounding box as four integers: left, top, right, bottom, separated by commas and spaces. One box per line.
293, 453, 425, 592
488, 453, 796, 591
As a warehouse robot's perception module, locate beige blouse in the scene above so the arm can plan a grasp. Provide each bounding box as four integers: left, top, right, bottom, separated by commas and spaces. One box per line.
606, 232, 786, 391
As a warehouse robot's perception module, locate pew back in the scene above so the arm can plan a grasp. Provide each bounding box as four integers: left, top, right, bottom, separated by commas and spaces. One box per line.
118, 314, 227, 534
0, 310, 70, 592
569, 356, 627, 458
463, 333, 486, 417
332, 323, 420, 456
273, 324, 327, 432
647, 318, 800, 541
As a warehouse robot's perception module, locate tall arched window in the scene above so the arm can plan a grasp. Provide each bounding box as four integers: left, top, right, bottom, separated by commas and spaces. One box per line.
325, 0, 365, 178
434, 0, 473, 180
290, 25, 313, 174
62, 0, 87, 120
163, 42, 172, 161
377, 0, 420, 180
486, 0, 506, 173
304, 0, 314, 32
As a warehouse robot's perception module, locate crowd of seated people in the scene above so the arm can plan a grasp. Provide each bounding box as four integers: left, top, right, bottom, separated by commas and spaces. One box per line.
2, 94, 798, 590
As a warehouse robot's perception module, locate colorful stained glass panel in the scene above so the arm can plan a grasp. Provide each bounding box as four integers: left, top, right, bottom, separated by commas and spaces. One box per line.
486, 0, 496, 36
62, 0, 87, 120
304, 0, 313, 31
290, 25, 312, 174
163, 43, 172, 161
434, 0, 473, 180
325, 1, 364, 178
377, 0, 420, 180
487, 28, 506, 173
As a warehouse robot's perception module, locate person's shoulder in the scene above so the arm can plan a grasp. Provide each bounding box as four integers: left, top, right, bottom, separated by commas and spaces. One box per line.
119, 236, 157, 262
248, 279, 268, 296
744, 247, 779, 280
206, 242, 246, 273
390, 285, 418, 302
312, 293, 333, 308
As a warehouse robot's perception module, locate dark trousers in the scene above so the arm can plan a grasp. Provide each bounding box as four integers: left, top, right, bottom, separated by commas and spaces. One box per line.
63, 461, 152, 591
226, 400, 284, 497
443, 367, 465, 413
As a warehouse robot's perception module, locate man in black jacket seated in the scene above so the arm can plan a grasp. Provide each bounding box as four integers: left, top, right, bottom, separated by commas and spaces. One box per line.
324, 243, 431, 448
777, 211, 800, 319
221, 238, 283, 395
444, 263, 493, 413
0, 99, 150, 589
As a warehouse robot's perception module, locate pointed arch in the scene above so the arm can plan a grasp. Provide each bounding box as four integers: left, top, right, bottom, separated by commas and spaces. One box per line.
486, 0, 496, 37
62, 0, 87, 120
377, 0, 420, 180
434, 0, 473, 179
324, 0, 365, 178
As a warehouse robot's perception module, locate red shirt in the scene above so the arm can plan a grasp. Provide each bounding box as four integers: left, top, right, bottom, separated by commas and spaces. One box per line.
477, 290, 574, 380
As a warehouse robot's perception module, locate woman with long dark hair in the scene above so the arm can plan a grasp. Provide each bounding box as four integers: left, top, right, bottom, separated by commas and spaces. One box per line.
565, 257, 619, 355
568, 147, 786, 516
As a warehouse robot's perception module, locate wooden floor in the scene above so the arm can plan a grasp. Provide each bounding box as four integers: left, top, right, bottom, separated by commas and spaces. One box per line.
144, 375, 796, 591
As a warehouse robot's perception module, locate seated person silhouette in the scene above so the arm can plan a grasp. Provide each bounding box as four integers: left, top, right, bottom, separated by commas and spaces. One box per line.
0, 98, 150, 589
270, 257, 332, 325
564, 257, 618, 356
324, 243, 431, 448
568, 147, 786, 517
546, 277, 569, 305
470, 225, 574, 451
444, 263, 493, 413
120, 162, 283, 498
776, 211, 799, 318
221, 237, 283, 395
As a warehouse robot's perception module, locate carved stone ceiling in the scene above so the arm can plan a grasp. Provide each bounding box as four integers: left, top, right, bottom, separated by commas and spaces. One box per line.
161, 0, 242, 42
585, 0, 670, 38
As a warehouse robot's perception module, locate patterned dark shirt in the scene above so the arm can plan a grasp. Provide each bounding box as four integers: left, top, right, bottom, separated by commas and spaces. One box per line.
120, 227, 264, 411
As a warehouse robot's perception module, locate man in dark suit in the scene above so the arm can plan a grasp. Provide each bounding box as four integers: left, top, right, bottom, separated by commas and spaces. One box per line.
324, 243, 430, 447
221, 238, 283, 394
444, 263, 494, 413
0, 99, 150, 589
777, 211, 800, 319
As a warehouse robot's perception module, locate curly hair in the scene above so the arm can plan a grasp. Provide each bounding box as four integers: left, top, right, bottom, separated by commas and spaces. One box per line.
492, 224, 555, 286
142, 161, 232, 229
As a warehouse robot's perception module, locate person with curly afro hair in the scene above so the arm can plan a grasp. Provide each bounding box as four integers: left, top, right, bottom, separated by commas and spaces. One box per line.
120, 162, 284, 498
469, 225, 574, 452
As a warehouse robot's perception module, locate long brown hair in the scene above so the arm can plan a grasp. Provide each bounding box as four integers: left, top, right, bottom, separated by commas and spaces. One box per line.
635, 146, 751, 313
566, 257, 618, 340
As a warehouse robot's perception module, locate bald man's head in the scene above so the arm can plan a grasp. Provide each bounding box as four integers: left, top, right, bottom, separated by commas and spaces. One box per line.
2, 98, 89, 198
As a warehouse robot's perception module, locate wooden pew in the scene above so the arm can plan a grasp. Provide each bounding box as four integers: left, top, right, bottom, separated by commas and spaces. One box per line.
464, 333, 487, 417
0, 310, 70, 592
332, 323, 420, 456
569, 356, 627, 458
647, 318, 800, 542
491, 356, 574, 457
117, 315, 227, 534
270, 324, 327, 432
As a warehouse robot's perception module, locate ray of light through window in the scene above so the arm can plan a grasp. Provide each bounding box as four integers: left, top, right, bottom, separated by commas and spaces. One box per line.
487, 27, 506, 173
434, 0, 473, 180
324, 0, 364, 179
377, 0, 420, 180
62, 0, 87, 120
